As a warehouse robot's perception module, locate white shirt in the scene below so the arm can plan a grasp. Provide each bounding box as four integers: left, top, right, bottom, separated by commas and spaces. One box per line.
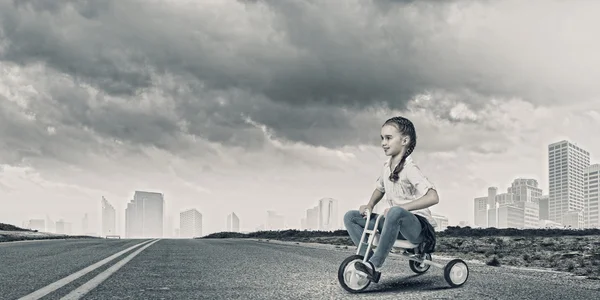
373, 155, 438, 228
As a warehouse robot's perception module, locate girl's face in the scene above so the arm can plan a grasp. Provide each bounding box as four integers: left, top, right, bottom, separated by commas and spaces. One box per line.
380, 124, 408, 157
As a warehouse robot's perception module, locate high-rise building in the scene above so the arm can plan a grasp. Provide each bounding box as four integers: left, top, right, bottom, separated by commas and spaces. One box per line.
318, 198, 339, 231
516, 201, 540, 228
180, 209, 202, 238
548, 140, 590, 227
125, 191, 165, 238
304, 206, 319, 230
584, 164, 600, 228
487, 187, 497, 208
538, 195, 549, 220
102, 196, 117, 237
507, 179, 541, 228
508, 179, 543, 203
473, 196, 488, 227
227, 212, 240, 232
474, 178, 544, 229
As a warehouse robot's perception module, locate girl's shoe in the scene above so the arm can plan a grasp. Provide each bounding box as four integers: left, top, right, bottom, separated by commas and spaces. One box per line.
353, 262, 382, 283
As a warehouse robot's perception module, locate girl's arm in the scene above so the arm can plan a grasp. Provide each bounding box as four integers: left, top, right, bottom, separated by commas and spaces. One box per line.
398, 189, 439, 211
367, 188, 385, 209
400, 164, 439, 211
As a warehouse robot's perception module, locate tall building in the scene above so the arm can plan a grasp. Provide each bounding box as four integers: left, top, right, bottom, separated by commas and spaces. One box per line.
584, 164, 600, 228
303, 206, 319, 230
125, 191, 165, 238
548, 140, 590, 227
517, 201, 540, 228
102, 196, 117, 237
487, 187, 497, 208
486, 187, 514, 228
473, 196, 488, 227
474, 179, 544, 229
180, 209, 202, 238
508, 178, 541, 228
508, 179, 543, 203
318, 198, 339, 231
538, 195, 549, 220
227, 212, 240, 232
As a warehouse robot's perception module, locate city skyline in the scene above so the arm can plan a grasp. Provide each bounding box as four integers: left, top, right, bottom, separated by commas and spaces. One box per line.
1, 1, 600, 236
5, 136, 600, 236
16, 137, 600, 237
473, 140, 600, 230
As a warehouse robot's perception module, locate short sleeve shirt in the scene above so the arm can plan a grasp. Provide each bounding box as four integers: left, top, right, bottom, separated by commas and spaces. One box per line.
373, 155, 438, 227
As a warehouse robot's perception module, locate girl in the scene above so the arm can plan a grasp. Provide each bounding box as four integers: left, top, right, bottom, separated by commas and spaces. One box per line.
343, 116, 439, 281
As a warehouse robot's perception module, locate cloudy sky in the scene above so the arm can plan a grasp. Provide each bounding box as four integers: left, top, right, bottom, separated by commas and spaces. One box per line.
1, 0, 599, 235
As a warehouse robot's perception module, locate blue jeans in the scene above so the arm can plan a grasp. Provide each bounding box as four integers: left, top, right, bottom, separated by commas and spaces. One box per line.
343, 206, 424, 268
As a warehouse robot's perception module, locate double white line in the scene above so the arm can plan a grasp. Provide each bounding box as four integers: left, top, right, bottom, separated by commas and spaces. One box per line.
19, 239, 160, 300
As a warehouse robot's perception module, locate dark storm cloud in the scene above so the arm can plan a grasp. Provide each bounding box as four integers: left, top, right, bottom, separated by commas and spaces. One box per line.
0, 0, 597, 167
1, 0, 479, 108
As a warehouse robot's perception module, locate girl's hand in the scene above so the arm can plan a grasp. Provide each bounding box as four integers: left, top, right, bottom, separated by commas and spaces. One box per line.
359, 205, 373, 217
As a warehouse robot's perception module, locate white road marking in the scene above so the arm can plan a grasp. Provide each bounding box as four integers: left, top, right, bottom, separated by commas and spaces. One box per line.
59, 239, 160, 300
17, 239, 154, 300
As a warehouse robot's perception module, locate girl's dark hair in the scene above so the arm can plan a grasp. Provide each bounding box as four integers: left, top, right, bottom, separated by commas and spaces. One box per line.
384, 116, 417, 182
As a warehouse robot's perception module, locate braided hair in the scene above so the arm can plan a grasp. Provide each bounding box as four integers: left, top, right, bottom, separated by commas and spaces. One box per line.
384, 116, 417, 182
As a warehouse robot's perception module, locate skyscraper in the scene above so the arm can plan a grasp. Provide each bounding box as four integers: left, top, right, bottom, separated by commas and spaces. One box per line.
507, 179, 543, 203
584, 164, 600, 228
507, 178, 542, 228
180, 209, 202, 238
473, 196, 488, 227
304, 206, 319, 230
226, 212, 240, 232
125, 191, 165, 238
102, 196, 116, 237
318, 198, 339, 231
538, 195, 549, 220
548, 140, 590, 227
474, 179, 545, 229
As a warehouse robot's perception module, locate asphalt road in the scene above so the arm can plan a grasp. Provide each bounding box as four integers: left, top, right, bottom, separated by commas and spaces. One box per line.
1, 238, 599, 299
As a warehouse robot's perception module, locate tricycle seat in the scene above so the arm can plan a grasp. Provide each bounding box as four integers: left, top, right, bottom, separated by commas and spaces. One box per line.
372, 232, 419, 249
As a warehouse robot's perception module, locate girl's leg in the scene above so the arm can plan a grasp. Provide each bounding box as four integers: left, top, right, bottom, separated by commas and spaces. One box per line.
343, 210, 380, 259
368, 206, 423, 268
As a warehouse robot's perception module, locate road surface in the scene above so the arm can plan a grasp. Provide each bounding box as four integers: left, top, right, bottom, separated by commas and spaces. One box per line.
1, 238, 599, 299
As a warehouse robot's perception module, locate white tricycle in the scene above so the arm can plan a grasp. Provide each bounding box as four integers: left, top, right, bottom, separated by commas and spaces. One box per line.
338, 209, 469, 293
